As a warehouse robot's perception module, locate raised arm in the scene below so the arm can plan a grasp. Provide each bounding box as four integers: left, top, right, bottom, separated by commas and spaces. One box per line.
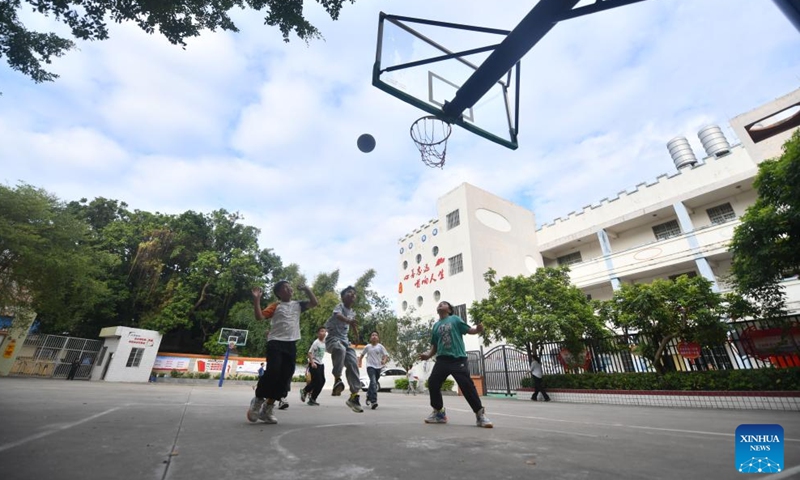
252, 287, 265, 320
299, 285, 318, 309
467, 323, 484, 335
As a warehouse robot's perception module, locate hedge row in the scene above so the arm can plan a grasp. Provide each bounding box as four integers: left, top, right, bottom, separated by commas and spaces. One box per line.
519, 367, 800, 392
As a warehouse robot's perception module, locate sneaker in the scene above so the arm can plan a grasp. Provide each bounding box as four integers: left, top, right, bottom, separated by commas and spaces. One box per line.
475, 408, 493, 428
424, 408, 448, 424
260, 403, 278, 424
278, 399, 289, 410
332, 379, 345, 396
544, 397, 551, 402
365, 399, 371, 406
346, 394, 364, 413
307, 399, 320, 406
300, 389, 308, 403
371, 403, 378, 410
247, 397, 265, 423
531, 395, 538, 401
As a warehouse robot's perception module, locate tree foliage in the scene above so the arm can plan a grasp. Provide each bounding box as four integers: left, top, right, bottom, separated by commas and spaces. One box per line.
2, 0, 355, 84
729, 129, 800, 319
0, 184, 115, 333
388, 311, 431, 373
470, 267, 610, 364
596, 275, 729, 374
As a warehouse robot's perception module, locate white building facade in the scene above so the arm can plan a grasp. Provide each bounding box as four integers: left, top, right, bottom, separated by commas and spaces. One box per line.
397, 89, 800, 340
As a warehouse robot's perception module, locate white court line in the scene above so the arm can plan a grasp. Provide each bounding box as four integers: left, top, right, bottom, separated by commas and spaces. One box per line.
0, 408, 120, 453
445, 408, 800, 442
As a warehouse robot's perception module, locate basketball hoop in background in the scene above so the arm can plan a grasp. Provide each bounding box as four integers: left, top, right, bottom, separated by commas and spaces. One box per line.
410, 116, 452, 168
228, 338, 237, 353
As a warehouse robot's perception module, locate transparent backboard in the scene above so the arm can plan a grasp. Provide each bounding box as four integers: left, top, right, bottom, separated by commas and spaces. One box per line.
218, 328, 248, 346
373, 13, 520, 150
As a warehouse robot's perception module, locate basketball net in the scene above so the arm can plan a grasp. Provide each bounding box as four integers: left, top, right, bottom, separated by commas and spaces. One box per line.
228, 340, 237, 352
410, 116, 452, 168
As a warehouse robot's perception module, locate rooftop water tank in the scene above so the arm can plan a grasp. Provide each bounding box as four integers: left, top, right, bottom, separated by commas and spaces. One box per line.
698, 125, 730, 157
667, 136, 698, 169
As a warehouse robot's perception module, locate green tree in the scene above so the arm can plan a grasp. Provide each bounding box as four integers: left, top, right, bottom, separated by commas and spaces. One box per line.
470, 267, 610, 366
389, 312, 431, 372
2, 0, 355, 84
0, 183, 114, 334
597, 275, 729, 374
729, 130, 800, 319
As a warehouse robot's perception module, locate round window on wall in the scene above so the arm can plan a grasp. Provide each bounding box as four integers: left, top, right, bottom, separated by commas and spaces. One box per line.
432, 228, 438, 236
400, 247, 404, 254
432, 246, 439, 256
402, 301, 408, 311
421, 234, 427, 242
416, 253, 422, 264
408, 242, 414, 250
434, 290, 441, 301
403, 260, 408, 270
416, 296, 423, 307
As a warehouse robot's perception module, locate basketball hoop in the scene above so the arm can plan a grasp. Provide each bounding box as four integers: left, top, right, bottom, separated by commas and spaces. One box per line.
410, 116, 452, 168
227, 336, 238, 352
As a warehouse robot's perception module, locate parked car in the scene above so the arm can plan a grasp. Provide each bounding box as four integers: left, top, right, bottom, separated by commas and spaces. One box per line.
360, 367, 408, 392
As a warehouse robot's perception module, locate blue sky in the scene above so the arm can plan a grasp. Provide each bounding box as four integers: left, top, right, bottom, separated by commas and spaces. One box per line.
1, 0, 799, 304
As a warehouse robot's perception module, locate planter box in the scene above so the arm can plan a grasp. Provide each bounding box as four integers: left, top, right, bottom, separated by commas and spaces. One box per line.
517, 388, 800, 411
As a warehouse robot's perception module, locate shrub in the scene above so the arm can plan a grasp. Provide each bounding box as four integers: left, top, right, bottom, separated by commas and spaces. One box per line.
198, 372, 211, 379
292, 375, 307, 383
519, 367, 800, 391
170, 369, 182, 378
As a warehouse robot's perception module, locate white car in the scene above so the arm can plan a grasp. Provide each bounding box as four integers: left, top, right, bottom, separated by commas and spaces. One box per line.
360, 367, 408, 392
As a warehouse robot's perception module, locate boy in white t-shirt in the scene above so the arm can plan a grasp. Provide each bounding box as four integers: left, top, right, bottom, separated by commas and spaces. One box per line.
246, 281, 318, 424
358, 331, 389, 409
301, 327, 327, 406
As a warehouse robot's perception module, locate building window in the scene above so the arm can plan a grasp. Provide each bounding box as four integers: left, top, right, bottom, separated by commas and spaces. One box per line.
126, 348, 144, 367
433, 290, 441, 301
448, 254, 464, 275
416, 296, 424, 307
402, 260, 408, 270
446, 209, 460, 230
452, 303, 468, 322
557, 251, 582, 266
402, 301, 408, 311
416, 254, 422, 264
432, 246, 439, 256
706, 203, 736, 225
652, 220, 681, 241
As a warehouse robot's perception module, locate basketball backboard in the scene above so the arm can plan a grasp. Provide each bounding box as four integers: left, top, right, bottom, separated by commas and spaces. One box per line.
218, 328, 248, 347
373, 13, 520, 150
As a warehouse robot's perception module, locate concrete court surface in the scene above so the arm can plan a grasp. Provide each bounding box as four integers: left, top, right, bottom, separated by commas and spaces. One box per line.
0, 378, 798, 480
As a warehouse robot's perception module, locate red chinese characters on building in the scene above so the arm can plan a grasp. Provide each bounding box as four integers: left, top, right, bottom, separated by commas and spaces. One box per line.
401, 258, 446, 290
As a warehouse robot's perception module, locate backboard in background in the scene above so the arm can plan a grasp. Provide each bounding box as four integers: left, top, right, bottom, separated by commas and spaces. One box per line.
218, 328, 248, 347
373, 13, 520, 150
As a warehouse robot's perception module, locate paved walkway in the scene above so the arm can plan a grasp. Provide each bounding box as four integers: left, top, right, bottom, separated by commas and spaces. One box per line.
1, 378, 798, 480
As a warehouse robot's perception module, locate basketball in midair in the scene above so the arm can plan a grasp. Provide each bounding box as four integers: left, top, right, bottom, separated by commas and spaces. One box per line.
357, 134, 376, 153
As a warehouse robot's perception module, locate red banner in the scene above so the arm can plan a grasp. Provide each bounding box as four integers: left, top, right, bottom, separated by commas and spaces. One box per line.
739, 326, 800, 359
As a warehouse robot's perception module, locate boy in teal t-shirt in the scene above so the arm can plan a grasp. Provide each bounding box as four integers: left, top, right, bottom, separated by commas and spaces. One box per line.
419, 301, 493, 428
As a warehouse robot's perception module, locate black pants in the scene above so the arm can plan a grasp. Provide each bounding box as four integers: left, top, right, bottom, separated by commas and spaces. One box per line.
255, 340, 296, 401
532, 376, 550, 400
303, 364, 326, 400
428, 356, 482, 413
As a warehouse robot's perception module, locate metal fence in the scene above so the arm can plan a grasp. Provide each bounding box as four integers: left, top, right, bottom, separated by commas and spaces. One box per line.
467, 318, 800, 395
10, 334, 102, 380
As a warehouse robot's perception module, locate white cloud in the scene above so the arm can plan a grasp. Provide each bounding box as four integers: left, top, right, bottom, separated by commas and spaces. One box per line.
1, 0, 799, 304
